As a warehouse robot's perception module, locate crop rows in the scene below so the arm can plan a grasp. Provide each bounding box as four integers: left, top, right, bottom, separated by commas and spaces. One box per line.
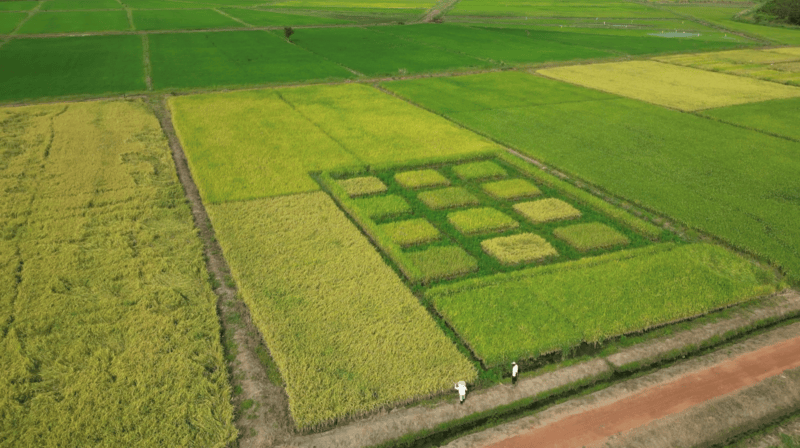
0, 100, 235, 446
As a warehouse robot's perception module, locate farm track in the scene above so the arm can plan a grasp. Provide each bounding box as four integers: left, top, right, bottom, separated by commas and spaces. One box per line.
150, 97, 293, 448
421, 0, 460, 23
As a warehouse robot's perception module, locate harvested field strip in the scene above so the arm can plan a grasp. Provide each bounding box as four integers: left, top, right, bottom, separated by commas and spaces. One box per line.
655, 48, 800, 86
538, 60, 800, 111
382, 71, 800, 282
206, 192, 476, 430
426, 243, 779, 367
0, 100, 235, 446
169, 84, 499, 202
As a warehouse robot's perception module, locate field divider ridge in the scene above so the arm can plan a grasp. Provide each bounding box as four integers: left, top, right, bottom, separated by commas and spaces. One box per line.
141, 33, 152, 91
150, 96, 292, 447
286, 289, 800, 448
214, 8, 255, 28
6, 0, 43, 38
270, 29, 366, 77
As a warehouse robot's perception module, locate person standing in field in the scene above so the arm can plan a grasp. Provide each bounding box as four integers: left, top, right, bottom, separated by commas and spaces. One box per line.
511, 362, 519, 385
455, 381, 467, 404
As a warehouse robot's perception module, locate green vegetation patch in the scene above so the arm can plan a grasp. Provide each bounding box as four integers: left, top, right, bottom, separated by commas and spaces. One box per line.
407, 246, 479, 283
133, 9, 244, 30
220, 8, 353, 26
0, 2, 38, 11
287, 26, 491, 76
0, 35, 145, 102
481, 232, 558, 265
452, 160, 508, 181
41, 0, 122, 10
0, 100, 235, 446
0, 12, 26, 33
382, 72, 800, 282
149, 30, 354, 89
427, 243, 779, 366
353, 194, 411, 219
378, 218, 441, 247
418, 187, 480, 210
482, 178, 541, 200
514, 198, 582, 223
450, 0, 673, 18
17, 10, 131, 33
206, 192, 476, 429
700, 97, 800, 141
394, 169, 450, 189
554, 222, 630, 251
339, 176, 387, 197
447, 207, 519, 235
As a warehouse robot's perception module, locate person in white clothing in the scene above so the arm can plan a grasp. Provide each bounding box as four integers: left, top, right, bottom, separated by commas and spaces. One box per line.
455, 381, 467, 404
511, 362, 519, 385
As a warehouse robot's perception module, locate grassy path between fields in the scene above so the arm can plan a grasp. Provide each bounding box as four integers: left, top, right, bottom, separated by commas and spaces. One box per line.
150, 97, 294, 448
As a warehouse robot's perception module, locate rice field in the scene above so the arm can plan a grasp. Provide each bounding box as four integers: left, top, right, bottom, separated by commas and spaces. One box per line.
0, 12, 26, 33
700, 97, 800, 141
448, 0, 674, 18
655, 48, 800, 86
132, 9, 244, 30
17, 10, 132, 33
538, 60, 800, 111
206, 192, 476, 430
0, 100, 236, 446
219, 8, 353, 26
0, 1, 38, 11
41, 0, 122, 10
383, 71, 800, 282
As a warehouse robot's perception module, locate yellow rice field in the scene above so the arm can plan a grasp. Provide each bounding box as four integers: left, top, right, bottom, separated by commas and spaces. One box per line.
654, 47, 800, 86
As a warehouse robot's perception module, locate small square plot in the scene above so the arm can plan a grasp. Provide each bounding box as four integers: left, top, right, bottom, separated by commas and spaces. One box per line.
481, 178, 541, 200
447, 207, 518, 236
394, 169, 450, 189
339, 176, 387, 197
513, 198, 581, 224
406, 246, 478, 283
481, 233, 558, 265
417, 187, 480, 210
353, 194, 411, 220
553, 223, 630, 251
452, 161, 508, 181
378, 218, 440, 247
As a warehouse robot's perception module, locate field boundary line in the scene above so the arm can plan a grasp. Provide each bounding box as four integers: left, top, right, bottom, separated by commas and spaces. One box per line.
366, 25, 499, 67
694, 111, 800, 144
150, 96, 293, 447
270, 29, 366, 77
421, 0, 461, 23
116, 0, 135, 32
141, 33, 152, 91
213, 8, 255, 27
7, 0, 43, 37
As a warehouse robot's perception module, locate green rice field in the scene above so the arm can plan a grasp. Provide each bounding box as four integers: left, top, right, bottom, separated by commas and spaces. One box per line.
220, 8, 353, 26
0, 35, 145, 102
41, 0, 123, 10
0, 1, 38, 11
17, 10, 132, 33
449, 0, 676, 18
132, 9, 244, 30
0, 12, 26, 33
700, 97, 800, 141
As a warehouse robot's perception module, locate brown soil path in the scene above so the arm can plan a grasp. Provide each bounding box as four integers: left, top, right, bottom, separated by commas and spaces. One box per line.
487, 334, 800, 448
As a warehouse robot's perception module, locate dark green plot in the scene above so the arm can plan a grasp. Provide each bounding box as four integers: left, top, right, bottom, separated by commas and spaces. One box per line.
376, 24, 611, 65
220, 8, 352, 26
288, 26, 491, 76
122, 0, 214, 9
0, 12, 26, 33
0, 1, 38, 11
0, 35, 145, 102
481, 26, 745, 55
132, 9, 243, 30
148, 30, 354, 89
701, 98, 800, 141
41, 0, 123, 10
383, 72, 800, 282
18, 11, 131, 33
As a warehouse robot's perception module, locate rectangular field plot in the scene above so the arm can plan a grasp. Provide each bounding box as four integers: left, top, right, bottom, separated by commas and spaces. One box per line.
17, 10, 132, 33
149, 30, 354, 90
449, 0, 674, 18
0, 100, 235, 446
287, 26, 492, 76
169, 84, 497, 202
0, 35, 145, 102
375, 24, 611, 65
0, 1, 38, 11
665, 5, 800, 45
122, 0, 213, 8
656, 48, 800, 86
206, 192, 476, 430
427, 243, 778, 366
382, 71, 800, 282
271, 0, 435, 7
319, 153, 665, 285
538, 60, 800, 111
0, 12, 26, 33
220, 7, 353, 26
132, 9, 244, 30
700, 97, 800, 141
41, 0, 123, 10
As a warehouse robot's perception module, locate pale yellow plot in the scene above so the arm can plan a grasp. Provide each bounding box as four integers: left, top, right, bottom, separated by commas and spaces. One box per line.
659, 49, 800, 65
538, 60, 800, 111
767, 47, 800, 57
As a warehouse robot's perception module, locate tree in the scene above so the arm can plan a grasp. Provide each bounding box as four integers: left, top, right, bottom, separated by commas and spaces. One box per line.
284, 27, 295, 41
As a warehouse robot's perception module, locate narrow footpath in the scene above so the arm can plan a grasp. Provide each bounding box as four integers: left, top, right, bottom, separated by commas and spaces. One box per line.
447, 319, 800, 448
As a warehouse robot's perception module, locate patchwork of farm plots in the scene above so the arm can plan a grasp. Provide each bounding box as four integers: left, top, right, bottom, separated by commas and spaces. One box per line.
171, 82, 781, 429
0, 100, 235, 445
655, 48, 800, 86
538, 60, 800, 111
384, 70, 800, 283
